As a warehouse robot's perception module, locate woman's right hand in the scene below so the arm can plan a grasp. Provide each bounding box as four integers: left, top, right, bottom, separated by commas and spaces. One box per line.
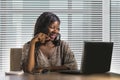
31, 33, 50, 44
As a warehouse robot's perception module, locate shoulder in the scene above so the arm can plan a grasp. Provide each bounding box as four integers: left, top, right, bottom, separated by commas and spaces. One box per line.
23, 41, 31, 49
60, 40, 69, 47
59, 40, 70, 50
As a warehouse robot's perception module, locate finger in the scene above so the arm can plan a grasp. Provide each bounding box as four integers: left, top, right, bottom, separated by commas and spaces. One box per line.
37, 33, 50, 43
45, 36, 50, 41
38, 33, 47, 43
39, 33, 49, 40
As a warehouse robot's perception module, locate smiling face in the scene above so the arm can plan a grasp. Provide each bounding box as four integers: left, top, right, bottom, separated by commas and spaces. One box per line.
48, 21, 60, 41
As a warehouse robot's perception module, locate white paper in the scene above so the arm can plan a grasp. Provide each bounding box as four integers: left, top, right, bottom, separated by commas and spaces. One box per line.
5, 71, 23, 75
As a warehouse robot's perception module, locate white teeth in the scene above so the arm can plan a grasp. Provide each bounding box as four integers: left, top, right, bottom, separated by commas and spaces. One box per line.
50, 34, 56, 39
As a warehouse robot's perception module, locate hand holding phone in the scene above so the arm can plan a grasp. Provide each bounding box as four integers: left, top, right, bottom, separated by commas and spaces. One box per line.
52, 33, 61, 46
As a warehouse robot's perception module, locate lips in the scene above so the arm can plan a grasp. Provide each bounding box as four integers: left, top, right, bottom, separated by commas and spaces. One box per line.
50, 34, 57, 40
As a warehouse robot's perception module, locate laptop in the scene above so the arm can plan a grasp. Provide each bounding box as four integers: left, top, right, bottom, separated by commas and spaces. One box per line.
58, 41, 113, 74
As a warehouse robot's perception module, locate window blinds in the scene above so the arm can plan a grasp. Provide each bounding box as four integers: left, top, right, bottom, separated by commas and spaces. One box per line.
110, 0, 120, 73
1, 0, 102, 71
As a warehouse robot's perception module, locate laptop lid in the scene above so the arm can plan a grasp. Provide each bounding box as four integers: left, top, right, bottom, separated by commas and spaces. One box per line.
80, 41, 113, 74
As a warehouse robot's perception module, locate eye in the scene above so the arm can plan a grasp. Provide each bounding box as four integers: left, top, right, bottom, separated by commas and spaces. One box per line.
49, 26, 54, 29
49, 26, 60, 31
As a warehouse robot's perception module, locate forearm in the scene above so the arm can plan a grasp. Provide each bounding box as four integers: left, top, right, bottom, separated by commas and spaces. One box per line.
26, 42, 36, 73
34, 65, 69, 73
49, 65, 69, 71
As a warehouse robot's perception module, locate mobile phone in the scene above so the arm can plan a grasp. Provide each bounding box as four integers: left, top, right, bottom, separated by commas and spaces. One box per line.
53, 33, 61, 46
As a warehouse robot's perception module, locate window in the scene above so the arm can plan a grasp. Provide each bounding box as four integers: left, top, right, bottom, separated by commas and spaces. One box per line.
0, 0, 119, 73
110, 0, 120, 73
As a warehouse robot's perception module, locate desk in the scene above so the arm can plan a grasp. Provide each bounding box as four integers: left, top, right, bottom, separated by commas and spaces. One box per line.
5, 72, 120, 80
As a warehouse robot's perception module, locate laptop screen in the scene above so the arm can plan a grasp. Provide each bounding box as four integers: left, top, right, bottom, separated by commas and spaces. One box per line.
81, 41, 113, 73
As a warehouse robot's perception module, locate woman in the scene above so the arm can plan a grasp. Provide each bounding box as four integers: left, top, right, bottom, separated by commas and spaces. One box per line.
21, 12, 77, 73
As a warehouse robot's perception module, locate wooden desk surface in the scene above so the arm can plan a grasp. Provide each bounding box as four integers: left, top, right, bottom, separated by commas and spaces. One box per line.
5, 72, 120, 80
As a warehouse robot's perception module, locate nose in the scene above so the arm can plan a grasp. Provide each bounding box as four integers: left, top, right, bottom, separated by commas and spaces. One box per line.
52, 27, 59, 33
